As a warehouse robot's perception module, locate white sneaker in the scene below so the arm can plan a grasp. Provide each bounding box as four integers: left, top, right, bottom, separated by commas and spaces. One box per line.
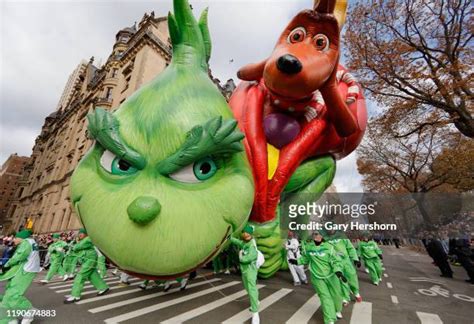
365, 269, 369, 273
64, 296, 80, 304
251, 312, 260, 324
336, 312, 343, 319
224, 269, 230, 275
20, 308, 36, 324
374, 281, 379, 286
180, 278, 188, 291
63, 275, 69, 281
164, 282, 172, 292
40, 279, 49, 284
342, 299, 349, 306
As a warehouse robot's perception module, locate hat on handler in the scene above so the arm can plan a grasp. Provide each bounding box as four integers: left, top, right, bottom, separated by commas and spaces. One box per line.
15, 229, 32, 239
78, 228, 87, 235
242, 224, 254, 235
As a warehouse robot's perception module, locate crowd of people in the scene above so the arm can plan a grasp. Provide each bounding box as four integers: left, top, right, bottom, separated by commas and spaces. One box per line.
0, 224, 473, 324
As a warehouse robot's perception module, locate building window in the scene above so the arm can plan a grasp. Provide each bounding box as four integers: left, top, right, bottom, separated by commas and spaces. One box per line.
105, 87, 113, 100
122, 76, 131, 93
111, 68, 118, 78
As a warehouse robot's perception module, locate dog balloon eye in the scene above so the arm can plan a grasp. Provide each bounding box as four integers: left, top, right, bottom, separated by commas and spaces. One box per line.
314, 34, 329, 51
288, 27, 306, 44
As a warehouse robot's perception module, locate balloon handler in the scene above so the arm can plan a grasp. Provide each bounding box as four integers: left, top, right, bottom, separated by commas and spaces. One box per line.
0, 230, 40, 324
289, 232, 346, 324
357, 234, 383, 285
40, 233, 67, 283
64, 229, 109, 303
230, 225, 265, 324
326, 227, 362, 304
62, 237, 79, 281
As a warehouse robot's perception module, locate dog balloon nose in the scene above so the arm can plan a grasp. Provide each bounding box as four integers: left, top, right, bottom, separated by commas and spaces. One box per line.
277, 54, 302, 74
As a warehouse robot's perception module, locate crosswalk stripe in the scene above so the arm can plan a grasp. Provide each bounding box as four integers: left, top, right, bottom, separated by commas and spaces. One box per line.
77, 278, 221, 305
286, 295, 321, 324
222, 288, 292, 324
350, 301, 372, 324
48, 276, 118, 289
161, 285, 265, 324
416, 312, 443, 324
102, 281, 241, 322
55, 278, 140, 293
80, 281, 143, 296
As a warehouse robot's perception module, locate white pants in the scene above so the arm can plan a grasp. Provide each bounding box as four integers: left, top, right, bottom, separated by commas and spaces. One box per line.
288, 263, 307, 283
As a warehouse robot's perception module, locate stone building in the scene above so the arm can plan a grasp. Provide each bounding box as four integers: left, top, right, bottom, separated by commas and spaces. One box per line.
0, 154, 29, 234
7, 12, 235, 234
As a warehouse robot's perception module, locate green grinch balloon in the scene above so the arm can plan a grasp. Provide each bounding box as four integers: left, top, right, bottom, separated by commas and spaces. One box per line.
71, 0, 254, 278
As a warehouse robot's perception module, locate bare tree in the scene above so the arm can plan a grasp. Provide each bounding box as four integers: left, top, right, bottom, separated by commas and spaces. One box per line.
345, 0, 474, 137
357, 112, 474, 225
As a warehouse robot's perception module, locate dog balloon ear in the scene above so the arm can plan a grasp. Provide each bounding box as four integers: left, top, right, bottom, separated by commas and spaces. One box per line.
237, 59, 267, 81
314, 0, 336, 14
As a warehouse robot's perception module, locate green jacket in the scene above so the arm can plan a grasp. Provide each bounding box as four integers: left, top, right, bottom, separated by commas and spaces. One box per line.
357, 240, 382, 260
65, 240, 77, 257
328, 238, 359, 262
0, 240, 33, 281
73, 237, 98, 269
297, 241, 342, 279
48, 240, 67, 256
230, 237, 257, 274
5, 240, 32, 268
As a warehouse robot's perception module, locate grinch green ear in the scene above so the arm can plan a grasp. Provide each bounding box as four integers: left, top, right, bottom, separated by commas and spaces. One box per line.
168, 0, 211, 70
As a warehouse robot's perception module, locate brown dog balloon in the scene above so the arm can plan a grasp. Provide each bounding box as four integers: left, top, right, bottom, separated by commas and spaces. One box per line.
230, 0, 367, 277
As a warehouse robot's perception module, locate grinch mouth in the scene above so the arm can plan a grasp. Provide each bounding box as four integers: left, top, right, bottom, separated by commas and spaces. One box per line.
110, 225, 233, 281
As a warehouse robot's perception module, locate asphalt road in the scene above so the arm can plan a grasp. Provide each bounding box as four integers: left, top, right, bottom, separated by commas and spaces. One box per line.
1, 245, 473, 323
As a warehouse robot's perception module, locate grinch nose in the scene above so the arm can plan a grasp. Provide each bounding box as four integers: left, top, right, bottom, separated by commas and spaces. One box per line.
127, 196, 161, 225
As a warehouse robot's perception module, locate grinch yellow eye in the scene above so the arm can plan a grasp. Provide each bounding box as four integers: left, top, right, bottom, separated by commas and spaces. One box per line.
100, 150, 138, 175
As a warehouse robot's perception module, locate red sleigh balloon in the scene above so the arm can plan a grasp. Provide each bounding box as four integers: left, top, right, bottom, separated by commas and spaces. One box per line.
229, 0, 367, 225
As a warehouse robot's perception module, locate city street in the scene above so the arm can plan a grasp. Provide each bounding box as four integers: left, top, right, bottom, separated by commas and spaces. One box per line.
2, 245, 473, 323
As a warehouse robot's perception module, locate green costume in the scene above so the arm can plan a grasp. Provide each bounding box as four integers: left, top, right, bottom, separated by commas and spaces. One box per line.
44, 237, 67, 281
328, 237, 360, 300
70, 236, 108, 298
357, 240, 383, 284
0, 230, 40, 323
296, 241, 343, 324
97, 250, 107, 278
230, 236, 259, 313
62, 240, 79, 277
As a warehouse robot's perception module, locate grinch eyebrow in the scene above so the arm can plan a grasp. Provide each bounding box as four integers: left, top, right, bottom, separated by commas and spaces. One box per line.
87, 108, 146, 170
157, 116, 245, 175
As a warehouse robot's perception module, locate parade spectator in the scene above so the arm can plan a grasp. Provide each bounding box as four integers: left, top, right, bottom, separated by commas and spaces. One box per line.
452, 235, 474, 284
425, 236, 453, 278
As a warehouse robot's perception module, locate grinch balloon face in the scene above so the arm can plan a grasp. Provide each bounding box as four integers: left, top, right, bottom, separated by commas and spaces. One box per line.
71, 0, 254, 278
